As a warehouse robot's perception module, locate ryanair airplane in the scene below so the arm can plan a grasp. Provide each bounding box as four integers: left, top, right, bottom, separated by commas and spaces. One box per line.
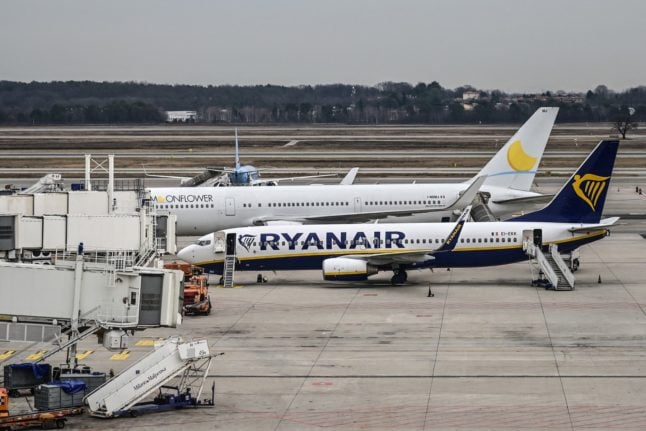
150, 108, 558, 235
178, 140, 620, 285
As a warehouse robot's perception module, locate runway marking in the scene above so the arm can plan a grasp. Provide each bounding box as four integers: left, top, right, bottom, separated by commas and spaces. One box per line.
135, 338, 163, 347
75, 350, 93, 360
0, 350, 16, 360
25, 350, 46, 361
283, 140, 299, 147
110, 350, 130, 360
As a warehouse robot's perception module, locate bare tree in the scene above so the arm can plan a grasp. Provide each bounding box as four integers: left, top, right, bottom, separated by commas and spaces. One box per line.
612, 107, 638, 139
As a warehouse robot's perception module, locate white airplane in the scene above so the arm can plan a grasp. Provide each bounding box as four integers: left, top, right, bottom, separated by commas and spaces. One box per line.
150, 108, 559, 235
178, 140, 619, 285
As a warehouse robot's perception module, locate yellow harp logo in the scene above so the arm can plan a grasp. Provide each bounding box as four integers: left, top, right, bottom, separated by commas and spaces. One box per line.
572, 173, 609, 211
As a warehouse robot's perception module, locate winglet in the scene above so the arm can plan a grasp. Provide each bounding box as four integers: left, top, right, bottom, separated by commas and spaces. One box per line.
445, 176, 486, 211
340, 167, 359, 185
436, 205, 471, 252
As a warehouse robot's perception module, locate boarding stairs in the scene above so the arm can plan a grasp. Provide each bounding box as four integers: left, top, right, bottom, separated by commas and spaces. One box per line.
524, 242, 575, 291
85, 337, 214, 417
222, 254, 236, 288
470, 193, 497, 222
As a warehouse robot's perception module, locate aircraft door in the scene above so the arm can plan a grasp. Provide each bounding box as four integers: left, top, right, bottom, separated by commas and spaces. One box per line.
225, 197, 235, 216
522, 230, 533, 245
533, 229, 543, 247
226, 232, 236, 255
353, 197, 362, 212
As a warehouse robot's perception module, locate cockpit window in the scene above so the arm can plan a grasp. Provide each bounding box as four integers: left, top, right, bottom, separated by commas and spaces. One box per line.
196, 239, 211, 246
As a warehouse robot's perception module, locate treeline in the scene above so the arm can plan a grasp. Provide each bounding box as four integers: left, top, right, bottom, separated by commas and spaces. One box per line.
0, 80, 644, 124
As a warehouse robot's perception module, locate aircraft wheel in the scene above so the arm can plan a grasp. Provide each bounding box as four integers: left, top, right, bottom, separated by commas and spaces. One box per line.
391, 271, 406, 285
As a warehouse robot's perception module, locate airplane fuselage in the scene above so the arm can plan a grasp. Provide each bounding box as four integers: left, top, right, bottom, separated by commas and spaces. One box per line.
178, 221, 607, 276
149, 184, 541, 235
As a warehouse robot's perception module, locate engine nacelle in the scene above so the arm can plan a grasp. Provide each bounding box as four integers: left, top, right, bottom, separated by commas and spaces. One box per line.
322, 257, 377, 281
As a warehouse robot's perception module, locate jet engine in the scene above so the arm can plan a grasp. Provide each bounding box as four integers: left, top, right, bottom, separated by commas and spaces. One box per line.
322, 257, 377, 281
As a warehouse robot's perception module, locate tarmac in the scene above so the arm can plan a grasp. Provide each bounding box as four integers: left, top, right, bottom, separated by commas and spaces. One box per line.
3, 229, 646, 430
1, 123, 646, 429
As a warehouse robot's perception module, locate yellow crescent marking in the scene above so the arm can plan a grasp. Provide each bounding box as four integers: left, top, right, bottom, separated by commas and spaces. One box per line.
507, 140, 537, 171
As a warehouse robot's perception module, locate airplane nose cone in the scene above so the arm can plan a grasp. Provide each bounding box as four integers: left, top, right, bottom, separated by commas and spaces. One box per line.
177, 245, 194, 263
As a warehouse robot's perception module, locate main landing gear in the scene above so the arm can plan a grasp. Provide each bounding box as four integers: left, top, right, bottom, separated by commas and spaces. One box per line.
391, 269, 408, 285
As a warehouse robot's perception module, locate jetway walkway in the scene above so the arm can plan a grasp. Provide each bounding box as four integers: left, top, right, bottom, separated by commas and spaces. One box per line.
85, 337, 214, 418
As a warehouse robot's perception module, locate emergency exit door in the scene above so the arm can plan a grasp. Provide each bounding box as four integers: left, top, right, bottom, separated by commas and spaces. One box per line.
353, 197, 362, 212
225, 197, 235, 216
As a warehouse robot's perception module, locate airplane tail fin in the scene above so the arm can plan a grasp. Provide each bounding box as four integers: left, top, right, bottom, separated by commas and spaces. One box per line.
474, 107, 558, 191
510, 140, 619, 224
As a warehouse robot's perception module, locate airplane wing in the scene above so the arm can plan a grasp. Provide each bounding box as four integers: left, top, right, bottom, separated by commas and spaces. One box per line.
142, 166, 192, 184
491, 194, 554, 205
340, 167, 359, 185
339, 206, 471, 266
568, 217, 620, 233
252, 176, 485, 225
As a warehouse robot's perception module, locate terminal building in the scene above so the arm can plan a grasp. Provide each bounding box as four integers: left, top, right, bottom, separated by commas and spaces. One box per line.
165, 110, 197, 122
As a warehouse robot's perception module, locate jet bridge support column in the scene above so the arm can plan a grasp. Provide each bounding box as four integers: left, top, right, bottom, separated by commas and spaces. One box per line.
84, 154, 92, 191
108, 154, 114, 214
69, 250, 85, 367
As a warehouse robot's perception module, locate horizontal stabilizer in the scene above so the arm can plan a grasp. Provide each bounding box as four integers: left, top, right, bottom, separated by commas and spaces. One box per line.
568, 217, 620, 233
491, 194, 553, 205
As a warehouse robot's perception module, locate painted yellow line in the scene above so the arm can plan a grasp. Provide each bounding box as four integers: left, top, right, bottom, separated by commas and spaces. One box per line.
75, 350, 94, 360
0, 350, 16, 360
135, 338, 164, 347
110, 350, 130, 360
215, 284, 243, 288
25, 350, 47, 361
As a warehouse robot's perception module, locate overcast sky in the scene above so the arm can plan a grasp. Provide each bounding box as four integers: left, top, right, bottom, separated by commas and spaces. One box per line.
1, 0, 643, 92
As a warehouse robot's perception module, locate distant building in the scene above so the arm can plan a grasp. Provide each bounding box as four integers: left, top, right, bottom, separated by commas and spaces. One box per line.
165, 111, 197, 122
462, 91, 480, 101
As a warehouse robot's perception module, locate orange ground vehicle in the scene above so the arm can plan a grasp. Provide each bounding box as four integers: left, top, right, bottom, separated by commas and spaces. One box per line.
164, 262, 212, 316
1, 387, 82, 429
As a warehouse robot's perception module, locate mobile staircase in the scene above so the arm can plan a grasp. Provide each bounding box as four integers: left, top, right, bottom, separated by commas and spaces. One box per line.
222, 255, 236, 288
524, 241, 575, 291
85, 337, 217, 418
